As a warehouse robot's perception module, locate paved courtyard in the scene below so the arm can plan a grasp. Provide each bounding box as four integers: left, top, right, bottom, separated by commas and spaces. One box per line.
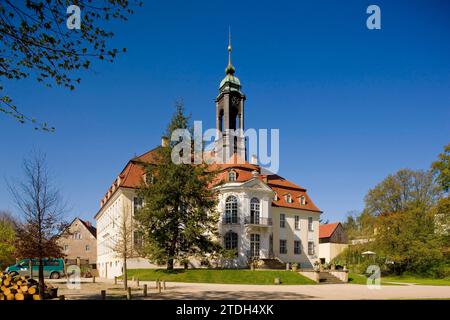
52, 278, 450, 300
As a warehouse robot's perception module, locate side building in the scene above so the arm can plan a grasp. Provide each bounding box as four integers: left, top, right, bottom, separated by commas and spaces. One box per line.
58, 217, 97, 268
318, 222, 348, 264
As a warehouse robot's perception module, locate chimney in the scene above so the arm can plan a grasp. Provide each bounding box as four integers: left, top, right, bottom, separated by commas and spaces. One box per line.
250, 154, 258, 165
85, 221, 91, 227
161, 136, 169, 147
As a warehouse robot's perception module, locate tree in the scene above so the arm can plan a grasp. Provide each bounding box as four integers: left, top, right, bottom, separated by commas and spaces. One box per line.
364, 169, 440, 216
432, 143, 450, 194
135, 103, 220, 270
431, 197, 450, 245
0, 1, 142, 130
374, 208, 443, 275
0, 211, 16, 269
8, 151, 67, 300
110, 201, 137, 289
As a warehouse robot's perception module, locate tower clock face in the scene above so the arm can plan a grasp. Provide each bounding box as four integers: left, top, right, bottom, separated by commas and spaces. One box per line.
231, 96, 240, 106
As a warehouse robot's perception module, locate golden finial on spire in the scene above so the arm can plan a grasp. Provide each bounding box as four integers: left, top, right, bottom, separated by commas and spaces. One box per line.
225, 26, 235, 75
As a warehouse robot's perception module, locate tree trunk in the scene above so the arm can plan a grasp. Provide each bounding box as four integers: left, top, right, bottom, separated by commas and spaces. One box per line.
167, 225, 178, 271
38, 258, 45, 300
167, 257, 174, 270
123, 257, 128, 290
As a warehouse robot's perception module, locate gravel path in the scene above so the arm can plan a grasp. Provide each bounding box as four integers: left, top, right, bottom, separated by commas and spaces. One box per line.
51, 278, 450, 300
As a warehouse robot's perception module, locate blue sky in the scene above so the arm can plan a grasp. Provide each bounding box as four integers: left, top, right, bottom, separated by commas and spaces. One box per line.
1, 0, 449, 223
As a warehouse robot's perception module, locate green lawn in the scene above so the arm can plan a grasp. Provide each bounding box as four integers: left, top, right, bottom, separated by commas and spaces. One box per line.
348, 272, 370, 285
126, 269, 316, 285
348, 272, 450, 286
382, 275, 450, 286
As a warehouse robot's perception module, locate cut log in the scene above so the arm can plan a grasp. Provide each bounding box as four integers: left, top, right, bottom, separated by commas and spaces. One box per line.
32, 294, 40, 300
28, 286, 37, 295
20, 285, 29, 292
15, 293, 25, 300
6, 293, 15, 300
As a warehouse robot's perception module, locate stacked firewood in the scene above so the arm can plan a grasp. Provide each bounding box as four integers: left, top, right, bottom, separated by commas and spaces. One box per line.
0, 273, 56, 300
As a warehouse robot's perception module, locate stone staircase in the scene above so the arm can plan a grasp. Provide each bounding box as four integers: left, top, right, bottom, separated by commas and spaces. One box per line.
259, 258, 286, 270
319, 272, 345, 284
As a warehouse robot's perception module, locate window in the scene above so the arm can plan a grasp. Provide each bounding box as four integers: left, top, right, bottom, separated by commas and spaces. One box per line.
250, 198, 260, 224
279, 239, 287, 254
308, 217, 314, 231
145, 172, 154, 185
280, 214, 286, 228
225, 196, 238, 224
250, 234, 260, 258
308, 241, 315, 255
228, 170, 237, 182
64, 245, 69, 251
294, 240, 301, 254
85, 245, 90, 252
73, 232, 82, 240
134, 231, 144, 248
133, 197, 144, 214
285, 194, 292, 203
274, 193, 278, 201
294, 216, 300, 230
300, 196, 306, 206
44, 259, 60, 266
224, 231, 238, 250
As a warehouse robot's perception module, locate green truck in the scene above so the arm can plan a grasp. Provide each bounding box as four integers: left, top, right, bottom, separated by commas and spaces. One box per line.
5, 258, 65, 279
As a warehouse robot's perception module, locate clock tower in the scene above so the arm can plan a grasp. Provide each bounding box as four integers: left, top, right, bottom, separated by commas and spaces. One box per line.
215, 31, 246, 162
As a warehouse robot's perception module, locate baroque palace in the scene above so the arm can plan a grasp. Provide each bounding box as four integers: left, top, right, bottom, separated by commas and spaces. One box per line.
95, 37, 322, 278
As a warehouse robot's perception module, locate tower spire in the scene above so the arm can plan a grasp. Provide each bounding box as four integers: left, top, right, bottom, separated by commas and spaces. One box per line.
225, 27, 235, 75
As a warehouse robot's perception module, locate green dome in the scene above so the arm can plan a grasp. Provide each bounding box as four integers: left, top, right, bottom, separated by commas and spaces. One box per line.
220, 73, 241, 89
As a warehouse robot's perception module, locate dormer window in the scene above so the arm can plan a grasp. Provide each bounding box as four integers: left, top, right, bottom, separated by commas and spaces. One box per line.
285, 194, 292, 203
300, 195, 306, 206
228, 170, 237, 182
274, 193, 278, 201
145, 172, 154, 185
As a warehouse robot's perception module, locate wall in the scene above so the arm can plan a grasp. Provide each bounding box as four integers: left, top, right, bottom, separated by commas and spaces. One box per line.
319, 243, 348, 263
271, 207, 319, 269
58, 219, 97, 264
96, 188, 152, 278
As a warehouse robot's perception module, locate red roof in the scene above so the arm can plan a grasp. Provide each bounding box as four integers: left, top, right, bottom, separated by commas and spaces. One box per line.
98, 148, 322, 214
319, 223, 341, 239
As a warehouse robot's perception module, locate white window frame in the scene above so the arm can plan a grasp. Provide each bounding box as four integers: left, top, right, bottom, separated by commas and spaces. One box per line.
294, 215, 300, 230
308, 241, 315, 255
294, 240, 301, 255
279, 239, 287, 254
308, 217, 314, 232
280, 214, 286, 228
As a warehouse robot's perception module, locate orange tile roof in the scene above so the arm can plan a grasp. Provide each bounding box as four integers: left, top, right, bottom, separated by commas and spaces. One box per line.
98, 148, 321, 214
319, 222, 341, 238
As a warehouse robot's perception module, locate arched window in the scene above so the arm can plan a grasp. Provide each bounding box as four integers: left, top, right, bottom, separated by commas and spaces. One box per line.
225, 196, 238, 224
228, 170, 237, 182
250, 198, 260, 224
224, 231, 238, 250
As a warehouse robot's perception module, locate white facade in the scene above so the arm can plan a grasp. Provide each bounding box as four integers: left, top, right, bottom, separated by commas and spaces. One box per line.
95, 187, 153, 279
95, 177, 320, 278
